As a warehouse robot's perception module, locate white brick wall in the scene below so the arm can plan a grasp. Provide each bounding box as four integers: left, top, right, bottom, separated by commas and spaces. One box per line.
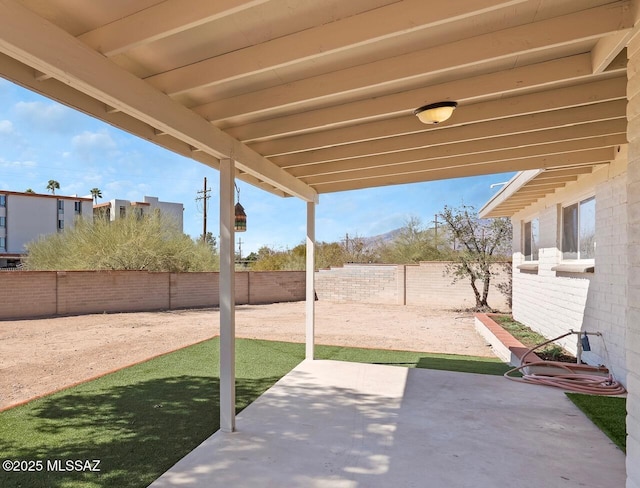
627, 27, 640, 488
511, 160, 628, 385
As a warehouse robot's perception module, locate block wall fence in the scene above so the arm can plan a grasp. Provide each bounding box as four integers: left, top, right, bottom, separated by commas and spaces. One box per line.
0, 270, 305, 319
0, 262, 510, 320
314, 262, 510, 311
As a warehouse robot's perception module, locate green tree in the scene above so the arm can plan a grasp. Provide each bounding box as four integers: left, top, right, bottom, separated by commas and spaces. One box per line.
46, 180, 60, 195
90, 187, 103, 204
378, 217, 449, 264
24, 212, 218, 272
438, 205, 512, 311
25, 188, 35, 193
198, 231, 217, 250
250, 246, 294, 271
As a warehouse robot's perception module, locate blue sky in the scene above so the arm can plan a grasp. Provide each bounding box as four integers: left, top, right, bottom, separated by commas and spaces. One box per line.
0, 78, 514, 254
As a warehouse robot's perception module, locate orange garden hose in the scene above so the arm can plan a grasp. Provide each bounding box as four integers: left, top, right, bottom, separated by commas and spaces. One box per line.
504, 331, 626, 396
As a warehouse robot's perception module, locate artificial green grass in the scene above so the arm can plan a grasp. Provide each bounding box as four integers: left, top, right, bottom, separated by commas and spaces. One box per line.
566, 393, 627, 452
0, 338, 508, 488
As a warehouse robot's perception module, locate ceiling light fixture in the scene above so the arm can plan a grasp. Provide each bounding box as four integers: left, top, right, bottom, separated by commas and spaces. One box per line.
414, 101, 458, 124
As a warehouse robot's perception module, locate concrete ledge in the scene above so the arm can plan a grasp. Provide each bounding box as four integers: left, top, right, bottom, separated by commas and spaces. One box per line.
474, 313, 538, 366
475, 313, 609, 376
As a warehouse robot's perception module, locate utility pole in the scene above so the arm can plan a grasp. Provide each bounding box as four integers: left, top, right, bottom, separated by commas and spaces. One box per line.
195, 176, 212, 242
237, 237, 243, 260
432, 214, 439, 250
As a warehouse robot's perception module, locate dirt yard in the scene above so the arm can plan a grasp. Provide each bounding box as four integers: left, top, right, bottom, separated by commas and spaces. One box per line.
0, 301, 494, 410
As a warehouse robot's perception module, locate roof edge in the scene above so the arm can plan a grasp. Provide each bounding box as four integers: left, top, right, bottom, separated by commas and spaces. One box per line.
478, 169, 542, 218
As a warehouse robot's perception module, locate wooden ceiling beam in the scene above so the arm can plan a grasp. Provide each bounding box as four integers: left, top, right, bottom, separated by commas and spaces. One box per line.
249, 76, 627, 155
147, 0, 527, 96
311, 149, 614, 193
0, 0, 317, 202
299, 139, 620, 185
592, 30, 633, 74
523, 176, 579, 186
78, 0, 270, 57
227, 53, 611, 141
198, 1, 632, 122
276, 104, 626, 169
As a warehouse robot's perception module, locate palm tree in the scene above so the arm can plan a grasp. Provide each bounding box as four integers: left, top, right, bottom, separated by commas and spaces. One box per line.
90, 188, 103, 204
46, 180, 60, 195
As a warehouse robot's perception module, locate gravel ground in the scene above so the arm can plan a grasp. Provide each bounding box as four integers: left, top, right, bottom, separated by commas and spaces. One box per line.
0, 301, 494, 410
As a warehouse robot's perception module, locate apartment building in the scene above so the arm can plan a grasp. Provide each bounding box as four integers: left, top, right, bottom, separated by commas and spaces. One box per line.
93, 196, 184, 231
0, 191, 93, 268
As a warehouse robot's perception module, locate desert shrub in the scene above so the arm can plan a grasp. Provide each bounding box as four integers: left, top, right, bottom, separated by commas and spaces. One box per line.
24, 212, 218, 271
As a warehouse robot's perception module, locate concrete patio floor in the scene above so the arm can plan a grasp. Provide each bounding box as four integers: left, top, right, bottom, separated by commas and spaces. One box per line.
150, 360, 625, 488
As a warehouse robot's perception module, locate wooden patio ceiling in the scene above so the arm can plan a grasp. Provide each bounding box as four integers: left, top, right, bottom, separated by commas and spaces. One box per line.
0, 0, 634, 203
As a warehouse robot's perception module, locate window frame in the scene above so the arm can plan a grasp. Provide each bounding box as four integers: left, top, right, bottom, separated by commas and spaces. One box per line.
523, 217, 539, 262
561, 195, 595, 262
0, 216, 5, 228
0, 194, 6, 207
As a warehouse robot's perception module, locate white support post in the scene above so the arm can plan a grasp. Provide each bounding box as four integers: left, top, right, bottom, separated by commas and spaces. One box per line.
219, 159, 236, 432
305, 200, 316, 360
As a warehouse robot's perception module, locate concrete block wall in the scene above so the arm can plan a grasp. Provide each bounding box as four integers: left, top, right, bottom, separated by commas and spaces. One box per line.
315, 262, 510, 310
0, 271, 57, 319
0, 270, 305, 319
511, 160, 629, 385
405, 262, 509, 311
627, 28, 640, 488
315, 264, 401, 304
247, 271, 306, 304
57, 271, 170, 315
170, 272, 219, 309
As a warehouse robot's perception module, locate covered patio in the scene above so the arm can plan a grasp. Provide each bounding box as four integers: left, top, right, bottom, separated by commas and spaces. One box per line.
0, 0, 637, 485
150, 360, 625, 487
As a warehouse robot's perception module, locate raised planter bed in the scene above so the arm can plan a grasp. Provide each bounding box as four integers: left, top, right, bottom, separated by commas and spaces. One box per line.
474, 313, 609, 376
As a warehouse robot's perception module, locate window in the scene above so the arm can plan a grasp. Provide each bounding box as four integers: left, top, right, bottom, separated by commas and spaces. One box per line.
562, 197, 595, 260
0, 216, 5, 228
57, 200, 64, 213
0, 237, 5, 251
119, 206, 126, 218
523, 218, 539, 261
57, 219, 64, 230
0, 194, 6, 207
74, 201, 82, 214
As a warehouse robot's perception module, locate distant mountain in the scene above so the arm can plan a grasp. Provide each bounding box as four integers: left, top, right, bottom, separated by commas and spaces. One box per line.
359, 228, 403, 247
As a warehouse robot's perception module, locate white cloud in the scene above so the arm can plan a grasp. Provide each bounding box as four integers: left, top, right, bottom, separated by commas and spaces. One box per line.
72, 130, 117, 152
0, 158, 37, 169
0, 120, 14, 134
14, 101, 75, 133
70, 130, 119, 165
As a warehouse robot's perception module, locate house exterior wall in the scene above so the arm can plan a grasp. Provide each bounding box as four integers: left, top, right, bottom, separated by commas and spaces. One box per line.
96, 196, 184, 231
314, 262, 510, 310
626, 28, 640, 488
510, 157, 628, 385
143, 196, 184, 230
0, 192, 92, 263
0, 270, 305, 319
